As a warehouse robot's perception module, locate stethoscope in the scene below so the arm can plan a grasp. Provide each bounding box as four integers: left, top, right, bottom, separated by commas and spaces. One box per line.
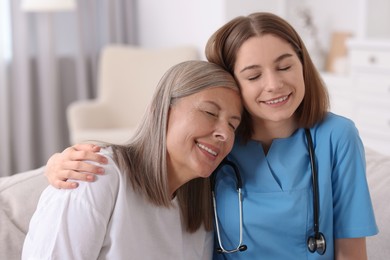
210, 129, 327, 255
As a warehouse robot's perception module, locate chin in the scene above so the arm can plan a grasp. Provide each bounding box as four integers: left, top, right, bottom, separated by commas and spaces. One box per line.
197, 165, 216, 179
197, 170, 213, 179
190, 159, 220, 179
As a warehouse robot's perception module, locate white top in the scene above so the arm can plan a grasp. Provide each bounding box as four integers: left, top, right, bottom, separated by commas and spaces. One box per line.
22, 148, 213, 260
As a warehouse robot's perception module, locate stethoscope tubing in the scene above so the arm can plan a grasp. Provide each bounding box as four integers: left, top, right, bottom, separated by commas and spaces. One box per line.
212, 188, 245, 253
305, 129, 320, 236
211, 129, 326, 255
211, 158, 246, 253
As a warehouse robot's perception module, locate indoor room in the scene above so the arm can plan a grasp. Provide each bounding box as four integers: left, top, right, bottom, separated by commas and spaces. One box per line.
1, 0, 389, 259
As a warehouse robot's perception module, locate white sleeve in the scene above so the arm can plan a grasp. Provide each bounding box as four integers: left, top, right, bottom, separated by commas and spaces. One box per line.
22, 154, 121, 260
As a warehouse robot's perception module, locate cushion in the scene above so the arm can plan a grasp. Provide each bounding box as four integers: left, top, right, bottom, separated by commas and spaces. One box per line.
0, 166, 48, 260
365, 148, 390, 259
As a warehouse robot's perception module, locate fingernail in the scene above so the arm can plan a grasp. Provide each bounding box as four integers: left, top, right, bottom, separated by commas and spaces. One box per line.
100, 157, 108, 164
72, 182, 79, 188
86, 175, 95, 181
97, 168, 105, 174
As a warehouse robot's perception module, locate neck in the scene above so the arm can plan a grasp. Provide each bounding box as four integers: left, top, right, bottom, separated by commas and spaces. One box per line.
167, 164, 191, 199
167, 175, 181, 198
251, 117, 298, 151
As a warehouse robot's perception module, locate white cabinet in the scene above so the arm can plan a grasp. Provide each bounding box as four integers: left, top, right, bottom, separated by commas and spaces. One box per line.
322, 39, 390, 156
348, 40, 390, 155
353, 73, 390, 155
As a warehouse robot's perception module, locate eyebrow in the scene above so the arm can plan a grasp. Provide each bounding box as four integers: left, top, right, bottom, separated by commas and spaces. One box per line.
239, 53, 294, 73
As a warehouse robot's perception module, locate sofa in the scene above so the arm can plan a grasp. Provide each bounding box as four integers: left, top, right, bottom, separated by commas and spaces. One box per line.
0, 166, 47, 260
1, 148, 389, 259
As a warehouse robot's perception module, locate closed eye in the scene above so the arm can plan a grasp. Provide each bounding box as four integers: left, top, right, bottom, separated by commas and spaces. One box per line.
205, 111, 239, 131
229, 123, 237, 131
205, 111, 217, 117
248, 74, 261, 81
278, 66, 291, 71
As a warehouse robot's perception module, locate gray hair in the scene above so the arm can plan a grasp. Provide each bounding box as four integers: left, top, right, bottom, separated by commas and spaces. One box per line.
112, 60, 240, 232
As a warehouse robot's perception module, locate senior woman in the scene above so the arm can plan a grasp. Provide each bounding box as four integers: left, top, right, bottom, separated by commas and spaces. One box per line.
22, 60, 242, 260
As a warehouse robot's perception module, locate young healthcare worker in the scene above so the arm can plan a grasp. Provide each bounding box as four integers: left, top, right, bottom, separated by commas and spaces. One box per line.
43, 12, 378, 259
204, 12, 378, 259
22, 60, 243, 259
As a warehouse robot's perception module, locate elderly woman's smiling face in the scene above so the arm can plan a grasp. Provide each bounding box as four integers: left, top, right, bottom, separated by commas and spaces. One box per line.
166, 86, 242, 189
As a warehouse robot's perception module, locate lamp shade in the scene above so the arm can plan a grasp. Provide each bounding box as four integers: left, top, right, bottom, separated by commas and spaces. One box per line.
21, 0, 76, 12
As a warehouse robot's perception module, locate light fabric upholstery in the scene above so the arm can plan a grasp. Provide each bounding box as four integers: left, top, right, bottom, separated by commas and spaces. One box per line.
365, 148, 390, 259
67, 45, 199, 145
0, 167, 47, 260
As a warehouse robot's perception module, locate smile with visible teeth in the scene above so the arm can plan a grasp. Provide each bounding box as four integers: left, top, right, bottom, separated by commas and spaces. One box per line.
197, 143, 218, 156
265, 95, 288, 105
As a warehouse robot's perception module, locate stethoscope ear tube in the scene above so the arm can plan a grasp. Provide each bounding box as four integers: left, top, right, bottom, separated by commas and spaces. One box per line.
305, 129, 326, 255
211, 158, 247, 254
211, 158, 242, 192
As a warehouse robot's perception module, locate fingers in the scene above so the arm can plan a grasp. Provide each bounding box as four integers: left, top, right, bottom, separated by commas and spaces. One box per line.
44, 144, 108, 189
60, 160, 103, 178
53, 179, 79, 189
73, 150, 108, 164
47, 168, 97, 189
65, 146, 108, 165
72, 143, 101, 152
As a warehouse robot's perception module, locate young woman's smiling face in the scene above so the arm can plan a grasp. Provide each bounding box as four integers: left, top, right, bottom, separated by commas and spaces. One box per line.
234, 34, 305, 129
166, 87, 242, 191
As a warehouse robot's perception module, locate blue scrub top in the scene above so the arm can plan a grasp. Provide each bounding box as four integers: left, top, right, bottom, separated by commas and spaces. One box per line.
213, 113, 378, 259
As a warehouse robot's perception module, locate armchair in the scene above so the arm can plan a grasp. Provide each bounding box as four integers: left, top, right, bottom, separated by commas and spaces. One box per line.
67, 45, 199, 145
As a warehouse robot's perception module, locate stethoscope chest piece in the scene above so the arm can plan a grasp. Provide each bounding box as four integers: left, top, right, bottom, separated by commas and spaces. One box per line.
307, 230, 326, 255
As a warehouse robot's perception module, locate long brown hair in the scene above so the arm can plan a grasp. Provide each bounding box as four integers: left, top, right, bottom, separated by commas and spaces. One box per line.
111, 60, 240, 232
206, 12, 329, 141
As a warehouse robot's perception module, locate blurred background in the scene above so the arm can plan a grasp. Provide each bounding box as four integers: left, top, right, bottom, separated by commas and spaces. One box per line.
1, 0, 389, 177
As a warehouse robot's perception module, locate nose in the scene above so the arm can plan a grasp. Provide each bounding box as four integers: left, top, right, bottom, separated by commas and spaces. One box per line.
213, 122, 232, 142
263, 71, 283, 91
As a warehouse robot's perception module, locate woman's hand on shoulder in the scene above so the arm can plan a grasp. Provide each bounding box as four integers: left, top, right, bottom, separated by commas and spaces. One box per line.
45, 143, 108, 189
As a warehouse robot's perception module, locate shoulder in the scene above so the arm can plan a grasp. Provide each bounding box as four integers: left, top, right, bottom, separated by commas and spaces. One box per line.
39, 147, 123, 218
80, 147, 122, 193
313, 112, 365, 162
79, 147, 123, 203
314, 112, 361, 145
317, 112, 356, 133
